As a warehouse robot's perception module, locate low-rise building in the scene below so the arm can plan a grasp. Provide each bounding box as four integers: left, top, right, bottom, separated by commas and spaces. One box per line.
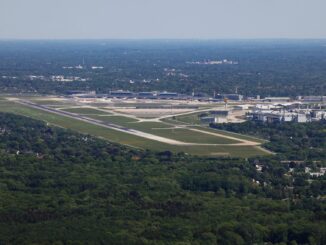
263, 97, 291, 103
109, 90, 135, 98
66, 90, 96, 97
311, 110, 326, 120
200, 116, 217, 124
295, 114, 308, 123
301, 96, 326, 103
215, 94, 244, 101
251, 110, 298, 123
215, 116, 228, 123
209, 110, 229, 116
157, 92, 179, 99
249, 109, 316, 123
137, 92, 157, 99
233, 104, 252, 110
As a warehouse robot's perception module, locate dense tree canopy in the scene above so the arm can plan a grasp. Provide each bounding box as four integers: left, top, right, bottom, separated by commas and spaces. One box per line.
0, 113, 325, 244
211, 121, 326, 160
0, 40, 325, 96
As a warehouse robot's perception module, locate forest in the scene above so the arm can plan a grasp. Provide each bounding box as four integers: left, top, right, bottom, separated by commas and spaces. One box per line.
0, 40, 326, 97
211, 121, 326, 160
0, 112, 325, 244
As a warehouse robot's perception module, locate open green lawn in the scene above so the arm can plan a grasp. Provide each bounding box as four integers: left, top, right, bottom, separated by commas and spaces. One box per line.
0, 99, 269, 157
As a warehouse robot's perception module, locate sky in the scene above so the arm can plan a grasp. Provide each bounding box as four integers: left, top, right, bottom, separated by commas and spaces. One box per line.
0, 0, 325, 39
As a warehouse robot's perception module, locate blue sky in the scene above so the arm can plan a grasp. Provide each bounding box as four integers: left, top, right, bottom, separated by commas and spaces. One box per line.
0, 0, 325, 39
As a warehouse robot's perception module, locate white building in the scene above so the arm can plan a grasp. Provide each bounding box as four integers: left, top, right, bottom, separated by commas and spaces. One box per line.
233, 104, 252, 110
200, 117, 217, 124
311, 110, 326, 121
264, 97, 291, 103
302, 96, 325, 103
295, 114, 308, 123
200, 115, 228, 124
215, 117, 228, 123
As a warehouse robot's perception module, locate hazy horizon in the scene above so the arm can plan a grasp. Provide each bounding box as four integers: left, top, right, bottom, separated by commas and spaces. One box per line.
1, 0, 326, 39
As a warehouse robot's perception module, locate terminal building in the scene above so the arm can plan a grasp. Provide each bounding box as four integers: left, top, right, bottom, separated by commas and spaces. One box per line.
200, 116, 228, 124
109, 91, 135, 98
215, 94, 243, 101
200, 110, 229, 124
311, 110, 326, 121
157, 92, 179, 99
137, 92, 157, 99
301, 96, 326, 103
209, 110, 229, 116
263, 97, 291, 103
233, 104, 252, 110
200, 116, 218, 124
250, 111, 308, 123
66, 90, 96, 97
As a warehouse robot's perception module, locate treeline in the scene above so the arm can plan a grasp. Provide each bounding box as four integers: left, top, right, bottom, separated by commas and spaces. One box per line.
0, 112, 325, 244
211, 121, 326, 160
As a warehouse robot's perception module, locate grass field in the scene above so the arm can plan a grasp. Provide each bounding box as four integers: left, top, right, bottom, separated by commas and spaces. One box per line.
89, 116, 171, 130
88, 115, 138, 124
141, 128, 239, 144
86, 115, 239, 144
0, 100, 173, 150
189, 126, 267, 144
161, 117, 188, 125
61, 107, 112, 115
29, 100, 69, 106
0, 99, 270, 157
173, 113, 203, 124
164, 113, 266, 144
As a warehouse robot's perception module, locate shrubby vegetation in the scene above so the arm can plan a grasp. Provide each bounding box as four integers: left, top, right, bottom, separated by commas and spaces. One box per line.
0, 40, 326, 96
0, 113, 325, 244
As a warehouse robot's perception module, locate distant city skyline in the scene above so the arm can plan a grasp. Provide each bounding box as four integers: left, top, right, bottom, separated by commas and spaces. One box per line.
0, 0, 326, 39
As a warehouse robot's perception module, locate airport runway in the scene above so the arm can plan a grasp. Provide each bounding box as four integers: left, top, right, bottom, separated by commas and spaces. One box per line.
15, 99, 262, 147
